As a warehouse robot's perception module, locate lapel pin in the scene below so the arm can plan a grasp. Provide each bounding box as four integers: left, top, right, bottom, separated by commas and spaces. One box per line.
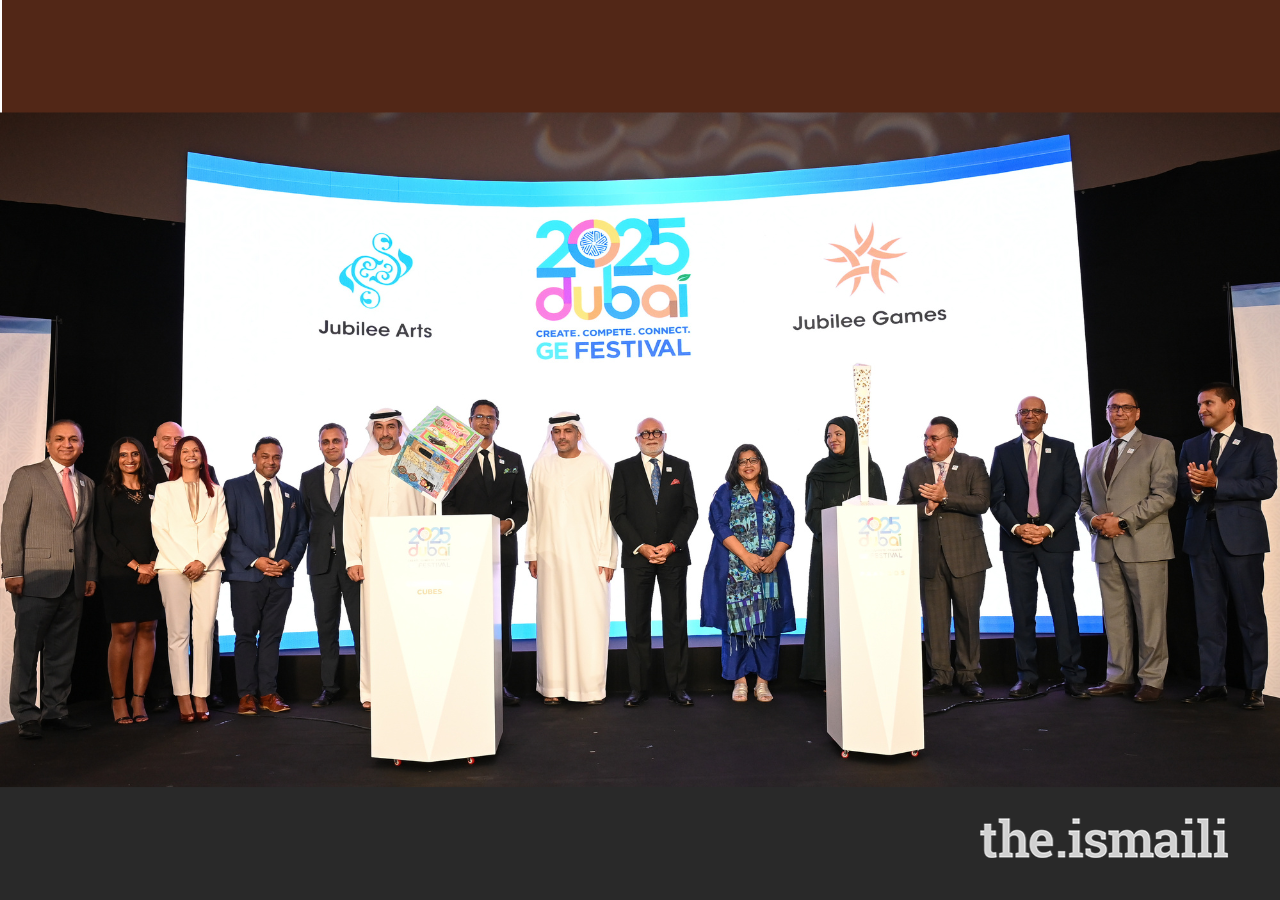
952, 464, 960, 470
1233, 439, 1241, 445
1044, 447, 1053, 454
666, 467, 672, 472
1127, 448, 1135, 454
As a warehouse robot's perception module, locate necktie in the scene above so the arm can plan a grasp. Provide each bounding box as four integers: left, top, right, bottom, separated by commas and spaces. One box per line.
264, 480, 276, 556
61, 466, 77, 520
650, 458, 661, 503
1210, 432, 1224, 468
1026, 440, 1040, 518
935, 461, 947, 485
329, 466, 341, 548
481, 448, 493, 482
1104, 438, 1122, 486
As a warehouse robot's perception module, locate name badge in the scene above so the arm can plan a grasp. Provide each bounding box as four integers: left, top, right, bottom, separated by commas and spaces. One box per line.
1233, 439, 1242, 445
951, 465, 960, 470
148, 494, 155, 500
1127, 448, 1135, 454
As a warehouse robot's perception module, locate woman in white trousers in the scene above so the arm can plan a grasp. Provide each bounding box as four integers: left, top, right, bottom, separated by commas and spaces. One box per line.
151, 435, 227, 723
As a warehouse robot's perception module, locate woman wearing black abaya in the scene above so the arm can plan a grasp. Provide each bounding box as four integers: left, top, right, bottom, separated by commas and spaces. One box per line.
799, 416, 887, 684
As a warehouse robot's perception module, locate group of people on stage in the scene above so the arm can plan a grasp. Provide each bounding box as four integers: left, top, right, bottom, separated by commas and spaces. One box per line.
3, 381, 1274, 738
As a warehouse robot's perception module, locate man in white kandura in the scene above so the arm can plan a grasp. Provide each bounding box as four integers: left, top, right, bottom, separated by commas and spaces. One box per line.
526, 412, 618, 705
343, 408, 434, 710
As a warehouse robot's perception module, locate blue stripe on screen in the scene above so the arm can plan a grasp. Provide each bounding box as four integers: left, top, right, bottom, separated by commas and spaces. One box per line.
0, 316, 52, 334
244, 615, 1104, 651
1230, 282, 1280, 308
187, 136, 1071, 208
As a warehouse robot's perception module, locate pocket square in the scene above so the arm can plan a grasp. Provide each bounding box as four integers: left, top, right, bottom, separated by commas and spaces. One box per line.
290, 501, 296, 509
671, 478, 681, 485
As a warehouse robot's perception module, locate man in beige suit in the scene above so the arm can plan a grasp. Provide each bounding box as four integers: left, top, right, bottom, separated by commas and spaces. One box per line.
2, 420, 98, 738
1078, 390, 1177, 702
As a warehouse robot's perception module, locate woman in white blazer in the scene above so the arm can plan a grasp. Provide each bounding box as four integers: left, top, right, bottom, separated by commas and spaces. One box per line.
151, 435, 227, 723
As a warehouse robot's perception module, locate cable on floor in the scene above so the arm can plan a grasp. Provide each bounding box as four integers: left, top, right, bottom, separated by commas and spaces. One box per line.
209, 710, 371, 731
923, 682, 1064, 716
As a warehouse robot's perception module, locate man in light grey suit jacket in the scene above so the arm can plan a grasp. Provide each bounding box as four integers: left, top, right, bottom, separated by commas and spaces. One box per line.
1078, 390, 1177, 702
2, 420, 98, 737
899, 416, 993, 697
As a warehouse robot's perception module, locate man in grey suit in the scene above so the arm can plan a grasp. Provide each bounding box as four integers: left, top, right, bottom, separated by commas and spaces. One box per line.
1078, 389, 1177, 702
899, 416, 992, 697
2, 419, 98, 738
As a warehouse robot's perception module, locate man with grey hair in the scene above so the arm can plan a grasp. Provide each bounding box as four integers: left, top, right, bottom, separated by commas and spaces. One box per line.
3, 420, 98, 737
300, 422, 356, 707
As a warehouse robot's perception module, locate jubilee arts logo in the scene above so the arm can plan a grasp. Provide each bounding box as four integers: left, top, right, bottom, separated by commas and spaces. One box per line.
338, 233, 414, 309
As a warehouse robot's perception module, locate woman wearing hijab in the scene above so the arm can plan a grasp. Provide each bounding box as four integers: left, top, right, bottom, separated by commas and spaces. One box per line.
799, 416, 887, 685
700, 444, 796, 702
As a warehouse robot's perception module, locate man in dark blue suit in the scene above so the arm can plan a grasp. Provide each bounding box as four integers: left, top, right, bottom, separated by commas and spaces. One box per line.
222, 437, 311, 715
1179, 382, 1276, 710
989, 396, 1090, 698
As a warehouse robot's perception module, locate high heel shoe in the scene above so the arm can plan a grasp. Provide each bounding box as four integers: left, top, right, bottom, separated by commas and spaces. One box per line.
130, 693, 149, 723
178, 695, 196, 724
111, 696, 134, 725
194, 698, 210, 722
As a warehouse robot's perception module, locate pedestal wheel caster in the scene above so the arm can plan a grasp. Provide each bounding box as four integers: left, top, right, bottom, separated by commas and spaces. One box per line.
394, 760, 401, 766
911, 750, 919, 757
841, 750, 849, 758
467, 757, 476, 765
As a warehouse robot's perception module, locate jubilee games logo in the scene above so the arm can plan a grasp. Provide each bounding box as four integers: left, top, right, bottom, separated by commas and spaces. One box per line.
535, 217, 690, 321
826, 224, 905, 294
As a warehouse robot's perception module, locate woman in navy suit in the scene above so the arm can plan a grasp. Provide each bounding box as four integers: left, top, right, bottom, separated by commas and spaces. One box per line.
699, 444, 795, 702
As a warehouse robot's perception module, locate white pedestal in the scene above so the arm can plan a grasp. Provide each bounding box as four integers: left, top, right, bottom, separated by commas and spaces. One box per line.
823, 505, 924, 756
365, 514, 502, 763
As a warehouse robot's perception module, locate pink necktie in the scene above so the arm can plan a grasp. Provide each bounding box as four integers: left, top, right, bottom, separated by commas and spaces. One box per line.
61, 466, 77, 520
1026, 440, 1040, 517
935, 461, 947, 484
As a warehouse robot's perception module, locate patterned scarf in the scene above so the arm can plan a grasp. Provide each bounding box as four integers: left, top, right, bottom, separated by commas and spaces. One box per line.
726, 482, 780, 649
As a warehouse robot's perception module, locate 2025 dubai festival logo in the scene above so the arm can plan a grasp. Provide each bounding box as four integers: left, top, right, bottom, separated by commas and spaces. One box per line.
533, 217, 692, 362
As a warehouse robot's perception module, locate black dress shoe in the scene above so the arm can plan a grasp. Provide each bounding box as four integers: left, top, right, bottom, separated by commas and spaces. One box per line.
1184, 685, 1229, 703
923, 679, 953, 696
669, 690, 694, 706
312, 689, 337, 708
1243, 689, 1265, 710
150, 696, 172, 713
207, 694, 226, 710
623, 691, 648, 707
958, 680, 984, 698
43, 716, 90, 731
1008, 680, 1040, 698
1064, 682, 1092, 699
503, 688, 521, 707
17, 722, 41, 739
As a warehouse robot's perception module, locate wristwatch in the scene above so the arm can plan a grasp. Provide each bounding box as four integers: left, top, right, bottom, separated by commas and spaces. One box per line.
1117, 518, 1130, 533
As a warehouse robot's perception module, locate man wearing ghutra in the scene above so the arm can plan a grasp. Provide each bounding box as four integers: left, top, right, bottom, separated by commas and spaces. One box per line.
343, 408, 435, 709
525, 413, 618, 704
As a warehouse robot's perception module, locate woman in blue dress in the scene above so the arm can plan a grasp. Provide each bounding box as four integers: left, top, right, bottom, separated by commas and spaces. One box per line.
700, 444, 796, 702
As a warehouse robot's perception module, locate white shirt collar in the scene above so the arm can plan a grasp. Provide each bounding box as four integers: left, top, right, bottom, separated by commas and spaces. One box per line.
932, 452, 954, 470
1213, 420, 1237, 439
254, 470, 275, 489
642, 451, 664, 471
48, 458, 73, 476
1112, 428, 1137, 444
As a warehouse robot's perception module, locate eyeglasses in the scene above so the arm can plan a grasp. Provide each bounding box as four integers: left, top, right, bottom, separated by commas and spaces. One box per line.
470, 414, 496, 423
636, 430, 665, 439
1017, 408, 1047, 417
737, 457, 762, 466
1106, 404, 1138, 413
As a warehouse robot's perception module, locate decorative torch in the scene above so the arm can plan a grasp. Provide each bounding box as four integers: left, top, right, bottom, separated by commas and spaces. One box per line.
853, 364, 872, 504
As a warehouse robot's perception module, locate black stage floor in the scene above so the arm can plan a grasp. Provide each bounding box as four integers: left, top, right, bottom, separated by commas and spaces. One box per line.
3, 673, 1278, 787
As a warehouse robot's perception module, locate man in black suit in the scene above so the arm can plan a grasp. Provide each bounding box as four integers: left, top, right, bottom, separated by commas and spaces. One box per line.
442, 400, 529, 706
149, 420, 223, 711
1179, 382, 1277, 710
300, 423, 356, 707
989, 396, 1090, 699
609, 417, 699, 707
